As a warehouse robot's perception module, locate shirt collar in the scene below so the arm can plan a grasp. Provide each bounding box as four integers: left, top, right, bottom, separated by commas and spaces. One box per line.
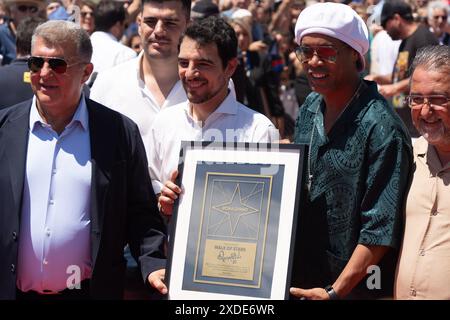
29, 94, 89, 132
306, 94, 323, 114
162, 80, 184, 108
414, 136, 428, 158
135, 50, 144, 75
183, 90, 238, 117
92, 31, 118, 42
306, 80, 372, 112
212, 90, 238, 115
414, 136, 450, 174
307, 80, 373, 131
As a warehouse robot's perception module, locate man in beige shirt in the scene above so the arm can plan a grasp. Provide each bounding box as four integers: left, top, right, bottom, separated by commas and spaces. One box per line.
395, 45, 450, 300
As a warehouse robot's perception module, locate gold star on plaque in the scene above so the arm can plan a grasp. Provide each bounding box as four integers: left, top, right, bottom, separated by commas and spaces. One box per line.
210, 183, 261, 237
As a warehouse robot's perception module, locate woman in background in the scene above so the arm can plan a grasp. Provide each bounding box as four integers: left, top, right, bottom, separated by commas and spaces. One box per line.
78, 0, 96, 35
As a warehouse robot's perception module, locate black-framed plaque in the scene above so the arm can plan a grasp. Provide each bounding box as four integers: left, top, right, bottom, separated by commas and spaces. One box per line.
166, 142, 304, 300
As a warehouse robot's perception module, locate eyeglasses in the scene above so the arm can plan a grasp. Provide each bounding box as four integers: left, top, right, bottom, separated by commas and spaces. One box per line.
405, 95, 449, 111
433, 15, 447, 20
28, 56, 85, 74
295, 45, 339, 63
80, 11, 94, 18
17, 4, 38, 13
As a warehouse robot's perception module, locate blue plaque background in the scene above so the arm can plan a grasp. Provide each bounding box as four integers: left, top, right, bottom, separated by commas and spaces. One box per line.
182, 162, 284, 298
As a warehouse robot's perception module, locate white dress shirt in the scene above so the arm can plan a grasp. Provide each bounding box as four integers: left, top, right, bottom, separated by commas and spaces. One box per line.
90, 52, 187, 150
89, 31, 136, 80
147, 92, 278, 194
17, 97, 92, 293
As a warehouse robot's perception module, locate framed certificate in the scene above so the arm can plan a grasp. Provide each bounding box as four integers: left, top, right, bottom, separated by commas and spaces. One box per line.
166, 142, 304, 300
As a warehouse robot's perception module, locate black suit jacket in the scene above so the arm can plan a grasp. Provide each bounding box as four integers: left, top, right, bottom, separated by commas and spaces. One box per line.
0, 98, 167, 299
0, 59, 33, 109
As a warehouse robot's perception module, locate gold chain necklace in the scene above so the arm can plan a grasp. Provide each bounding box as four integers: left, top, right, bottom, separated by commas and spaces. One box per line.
306, 81, 364, 192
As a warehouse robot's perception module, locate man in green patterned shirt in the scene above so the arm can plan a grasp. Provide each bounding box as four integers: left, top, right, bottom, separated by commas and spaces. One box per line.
289, 3, 413, 299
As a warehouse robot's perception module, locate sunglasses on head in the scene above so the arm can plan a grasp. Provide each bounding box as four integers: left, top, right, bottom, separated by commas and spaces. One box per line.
295, 45, 339, 63
28, 56, 85, 74
17, 4, 38, 13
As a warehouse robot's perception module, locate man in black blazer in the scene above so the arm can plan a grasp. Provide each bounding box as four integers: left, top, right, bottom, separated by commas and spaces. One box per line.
0, 20, 166, 300
0, 17, 45, 109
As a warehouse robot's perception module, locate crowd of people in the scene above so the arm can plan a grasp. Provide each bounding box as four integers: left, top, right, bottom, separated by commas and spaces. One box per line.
1, 0, 449, 137
0, 0, 448, 300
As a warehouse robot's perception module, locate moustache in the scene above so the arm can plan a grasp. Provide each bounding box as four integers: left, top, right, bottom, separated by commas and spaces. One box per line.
183, 76, 206, 82
147, 37, 171, 44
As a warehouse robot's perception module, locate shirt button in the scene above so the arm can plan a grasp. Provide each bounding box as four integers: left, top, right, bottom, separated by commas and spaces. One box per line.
419, 250, 425, 256
410, 289, 416, 297
43, 259, 48, 265
11, 264, 15, 273
52, 169, 57, 175
431, 210, 438, 216
12, 231, 17, 241
49, 199, 54, 205
45, 228, 51, 236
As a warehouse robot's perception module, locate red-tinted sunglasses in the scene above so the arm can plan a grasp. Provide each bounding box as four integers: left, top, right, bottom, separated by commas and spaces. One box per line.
295, 45, 339, 63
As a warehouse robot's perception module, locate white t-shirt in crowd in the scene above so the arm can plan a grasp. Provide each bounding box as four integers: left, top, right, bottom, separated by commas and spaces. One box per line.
89, 31, 136, 81
90, 52, 188, 148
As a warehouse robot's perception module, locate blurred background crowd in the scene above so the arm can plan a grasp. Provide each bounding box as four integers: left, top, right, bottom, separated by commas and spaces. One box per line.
0, 0, 449, 139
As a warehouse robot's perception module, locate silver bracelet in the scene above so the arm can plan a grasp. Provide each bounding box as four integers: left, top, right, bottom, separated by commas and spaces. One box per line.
325, 285, 340, 300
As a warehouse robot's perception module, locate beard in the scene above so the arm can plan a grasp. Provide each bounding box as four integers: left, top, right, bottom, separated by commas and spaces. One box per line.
387, 28, 401, 41
418, 120, 450, 145
143, 38, 174, 59
186, 92, 211, 104
183, 78, 226, 105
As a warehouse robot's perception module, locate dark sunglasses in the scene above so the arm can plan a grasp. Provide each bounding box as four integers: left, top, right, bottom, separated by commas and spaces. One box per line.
17, 5, 38, 13
28, 56, 84, 74
433, 15, 447, 20
295, 45, 339, 63
80, 11, 94, 18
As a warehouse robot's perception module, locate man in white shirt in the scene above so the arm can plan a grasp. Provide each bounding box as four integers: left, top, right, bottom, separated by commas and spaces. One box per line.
90, 0, 191, 145
150, 15, 277, 233
147, 16, 276, 294
369, 30, 401, 77
90, 0, 192, 299
89, 0, 136, 84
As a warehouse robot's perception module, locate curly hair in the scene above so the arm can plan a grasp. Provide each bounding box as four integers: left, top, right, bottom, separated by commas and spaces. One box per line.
183, 16, 238, 69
